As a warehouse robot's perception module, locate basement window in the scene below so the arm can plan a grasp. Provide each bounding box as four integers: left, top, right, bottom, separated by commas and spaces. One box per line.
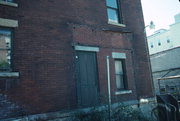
0, 28, 12, 71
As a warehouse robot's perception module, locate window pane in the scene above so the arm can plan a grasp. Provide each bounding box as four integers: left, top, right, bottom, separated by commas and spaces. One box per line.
0, 0, 13, 2
150, 42, 154, 48
167, 39, 170, 43
115, 60, 123, 74
116, 75, 124, 89
107, 8, 119, 23
158, 39, 161, 46
0, 30, 11, 36
7, 0, 13, 2
0, 29, 11, 70
115, 60, 125, 90
106, 0, 118, 8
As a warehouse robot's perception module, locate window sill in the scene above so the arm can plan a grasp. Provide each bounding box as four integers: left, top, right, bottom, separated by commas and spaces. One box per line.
115, 90, 132, 95
0, 18, 18, 27
108, 21, 126, 27
0, 72, 19, 77
0, 1, 18, 7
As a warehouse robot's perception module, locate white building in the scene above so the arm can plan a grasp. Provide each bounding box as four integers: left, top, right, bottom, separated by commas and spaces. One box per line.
147, 13, 180, 55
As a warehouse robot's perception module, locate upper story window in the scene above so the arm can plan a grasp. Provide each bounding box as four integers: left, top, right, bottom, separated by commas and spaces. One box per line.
106, 0, 122, 24
0, 28, 12, 71
167, 39, 170, 43
0, 0, 13, 2
150, 42, 154, 48
0, 0, 18, 7
158, 40, 161, 46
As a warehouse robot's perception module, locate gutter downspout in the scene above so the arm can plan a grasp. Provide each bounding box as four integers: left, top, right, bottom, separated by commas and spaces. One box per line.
106, 56, 111, 120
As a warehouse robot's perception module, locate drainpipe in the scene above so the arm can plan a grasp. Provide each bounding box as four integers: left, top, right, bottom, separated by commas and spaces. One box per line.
106, 56, 111, 121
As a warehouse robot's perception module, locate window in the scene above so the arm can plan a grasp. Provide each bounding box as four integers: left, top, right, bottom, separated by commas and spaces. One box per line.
150, 42, 154, 48
0, 0, 17, 7
106, 0, 122, 23
0, 29, 12, 71
167, 39, 170, 43
115, 60, 126, 90
0, 0, 13, 2
158, 40, 161, 46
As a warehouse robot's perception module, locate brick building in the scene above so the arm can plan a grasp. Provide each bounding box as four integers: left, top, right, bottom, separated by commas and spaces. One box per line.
0, 0, 154, 118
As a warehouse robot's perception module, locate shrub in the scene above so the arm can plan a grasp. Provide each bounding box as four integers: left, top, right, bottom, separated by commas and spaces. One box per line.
73, 104, 154, 121
73, 108, 106, 121
111, 105, 154, 121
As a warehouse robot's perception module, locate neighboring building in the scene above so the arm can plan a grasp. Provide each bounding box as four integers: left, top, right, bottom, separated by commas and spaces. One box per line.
147, 13, 180, 99
0, 0, 154, 119
150, 47, 180, 99
147, 13, 180, 55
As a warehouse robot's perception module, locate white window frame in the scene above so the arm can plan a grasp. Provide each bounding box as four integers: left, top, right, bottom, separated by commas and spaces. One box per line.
112, 52, 132, 95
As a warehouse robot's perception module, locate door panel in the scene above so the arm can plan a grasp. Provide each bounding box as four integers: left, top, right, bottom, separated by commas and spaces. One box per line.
76, 51, 99, 107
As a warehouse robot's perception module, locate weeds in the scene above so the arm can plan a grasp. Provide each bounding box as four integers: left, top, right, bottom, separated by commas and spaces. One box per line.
73, 104, 154, 121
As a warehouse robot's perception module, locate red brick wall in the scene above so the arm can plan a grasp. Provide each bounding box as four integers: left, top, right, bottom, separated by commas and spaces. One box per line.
0, 0, 154, 114
72, 24, 137, 103
122, 0, 154, 98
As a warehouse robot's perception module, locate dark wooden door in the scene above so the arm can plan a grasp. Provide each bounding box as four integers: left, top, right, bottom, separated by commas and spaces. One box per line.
76, 51, 99, 107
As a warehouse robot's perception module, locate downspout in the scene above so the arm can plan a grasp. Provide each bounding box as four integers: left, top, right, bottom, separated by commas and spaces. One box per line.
106, 56, 111, 120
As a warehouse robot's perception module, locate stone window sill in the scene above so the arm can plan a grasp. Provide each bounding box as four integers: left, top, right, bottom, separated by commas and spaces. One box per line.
115, 90, 132, 95
0, 72, 19, 77
108, 21, 126, 27
0, 1, 18, 7
0, 18, 18, 27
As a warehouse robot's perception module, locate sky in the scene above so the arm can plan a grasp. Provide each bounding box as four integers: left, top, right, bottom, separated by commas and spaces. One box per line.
141, 0, 180, 35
